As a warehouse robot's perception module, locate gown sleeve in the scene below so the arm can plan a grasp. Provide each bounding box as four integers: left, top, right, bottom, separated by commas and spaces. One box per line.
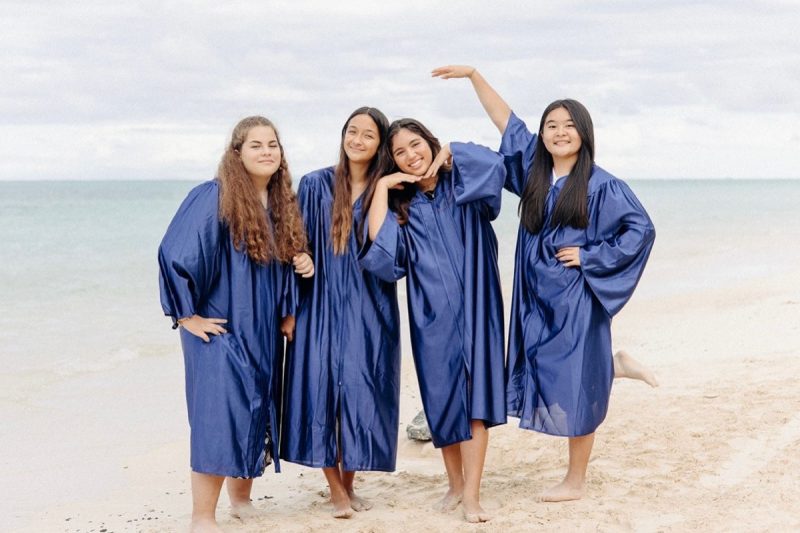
580, 178, 656, 317
358, 210, 408, 282
280, 263, 298, 318
498, 111, 537, 197
158, 181, 222, 327
450, 142, 506, 221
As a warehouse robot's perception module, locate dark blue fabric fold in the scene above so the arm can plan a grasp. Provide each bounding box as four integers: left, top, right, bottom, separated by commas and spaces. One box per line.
280, 168, 401, 472
158, 180, 289, 477
501, 113, 655, 437
360, 143, 507, 448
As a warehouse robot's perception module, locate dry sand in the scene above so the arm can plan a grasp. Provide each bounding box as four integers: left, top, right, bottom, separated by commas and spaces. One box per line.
8, 238, 800, 532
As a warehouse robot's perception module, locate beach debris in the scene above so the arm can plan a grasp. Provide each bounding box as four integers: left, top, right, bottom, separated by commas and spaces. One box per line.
406, 410, 432, 441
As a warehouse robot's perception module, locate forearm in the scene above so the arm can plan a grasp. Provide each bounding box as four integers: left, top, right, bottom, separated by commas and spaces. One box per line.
469, 69, 511, 134
368, 184, 390, 241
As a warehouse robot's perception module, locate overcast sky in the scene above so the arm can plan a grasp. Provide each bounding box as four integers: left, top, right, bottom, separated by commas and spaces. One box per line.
2, 0, 798, 180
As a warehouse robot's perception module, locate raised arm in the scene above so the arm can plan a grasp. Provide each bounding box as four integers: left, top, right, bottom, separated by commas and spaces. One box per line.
432, 65, 512, 134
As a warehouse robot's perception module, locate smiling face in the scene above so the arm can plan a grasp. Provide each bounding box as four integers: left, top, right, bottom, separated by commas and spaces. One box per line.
238, 125, 282, 179
343, 113, 380, 164
541, 106, 582, 166
390, 128, 433, 176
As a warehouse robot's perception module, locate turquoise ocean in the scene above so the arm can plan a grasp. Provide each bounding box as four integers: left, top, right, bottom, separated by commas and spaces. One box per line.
1, 179, 799, 379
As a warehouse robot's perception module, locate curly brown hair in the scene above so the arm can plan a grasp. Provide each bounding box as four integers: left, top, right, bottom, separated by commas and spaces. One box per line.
330, 107, 391, 254
217, 116, 308, 264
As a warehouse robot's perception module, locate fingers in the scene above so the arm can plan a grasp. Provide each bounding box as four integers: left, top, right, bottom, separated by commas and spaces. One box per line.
184, 316, 226, 342
200, 319, 227, 336
430, 66, 451, 78
425, 145, 450, 179
281, 316, 296, 341
390, 174, 422, 188
431, 65, 473, 79
293, 253, 315, 278
555, 247, 581, 267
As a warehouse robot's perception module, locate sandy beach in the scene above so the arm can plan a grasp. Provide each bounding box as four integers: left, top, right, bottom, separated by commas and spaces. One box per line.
6, 199, 799, 533
4, 239, 800, 532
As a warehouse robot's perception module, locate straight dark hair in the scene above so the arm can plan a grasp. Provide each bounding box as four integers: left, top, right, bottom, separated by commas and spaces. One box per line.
384, 118, 449, 225
331, 106, 391, 254
519, 99, 595, 234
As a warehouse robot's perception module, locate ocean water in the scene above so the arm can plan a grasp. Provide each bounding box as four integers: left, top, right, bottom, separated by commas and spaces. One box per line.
1, 179, 799, 380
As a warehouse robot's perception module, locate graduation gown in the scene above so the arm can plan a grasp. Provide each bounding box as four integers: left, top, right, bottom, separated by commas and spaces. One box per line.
501, 112, 656, 437
158, 180, 292, 477
280, 167, 402, 472
360, 143, 507, 448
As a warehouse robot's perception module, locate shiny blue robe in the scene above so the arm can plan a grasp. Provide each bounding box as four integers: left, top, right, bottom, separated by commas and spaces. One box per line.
360, 143, 507, 448
158, 180, 292, 477
280, 168, 402, 471
501, 112, 656, 437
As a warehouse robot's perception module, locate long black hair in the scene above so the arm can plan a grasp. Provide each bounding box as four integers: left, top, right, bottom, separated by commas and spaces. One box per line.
384, 118, 449, 225
519, 99, 595, 234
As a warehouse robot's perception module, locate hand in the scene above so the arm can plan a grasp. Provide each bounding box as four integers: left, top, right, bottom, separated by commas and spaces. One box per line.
556, 247, 581, 268
379, 172, 422, 191
179, 315, 227, 342
293, 252, 314, 278
431, 65, 476, 80
424, 143, 451, 180
280, 315, 296, 342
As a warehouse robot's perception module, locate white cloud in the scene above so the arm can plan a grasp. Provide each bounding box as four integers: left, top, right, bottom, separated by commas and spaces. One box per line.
1, 0, 798, 179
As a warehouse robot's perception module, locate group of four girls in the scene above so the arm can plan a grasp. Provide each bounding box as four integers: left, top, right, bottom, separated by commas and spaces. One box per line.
159, 65, 656, 532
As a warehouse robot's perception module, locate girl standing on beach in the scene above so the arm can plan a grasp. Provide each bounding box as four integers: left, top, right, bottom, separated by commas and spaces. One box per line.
158, 116, 313, 532
360, 118, 506, 523
280, 107, 402, 519
432, 65, 656, 501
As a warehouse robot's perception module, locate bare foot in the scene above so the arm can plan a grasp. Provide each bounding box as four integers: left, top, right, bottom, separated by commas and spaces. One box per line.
190, 517, 224, 533
537, 480, 585, 502
462, 500, 491, 523
433, 488, 463, 512
614, 350, 659, 387
229, 501, 259, 521
331, 494, 354, 519
348, 490, 373, 512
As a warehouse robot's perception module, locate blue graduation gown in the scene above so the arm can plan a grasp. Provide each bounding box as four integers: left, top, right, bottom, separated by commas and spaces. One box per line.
158, 180, 292, 477
501, 112, 656, 437
280, 168, 402, 472
360, 143, 507, 448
